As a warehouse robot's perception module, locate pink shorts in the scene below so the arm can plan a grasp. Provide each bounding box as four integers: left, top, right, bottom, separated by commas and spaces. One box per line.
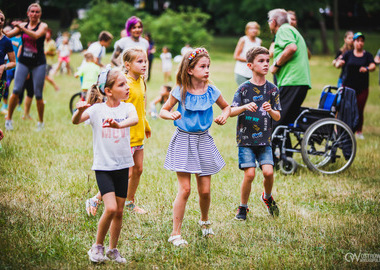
59, 56, 70, 63
131, 145, 144, 155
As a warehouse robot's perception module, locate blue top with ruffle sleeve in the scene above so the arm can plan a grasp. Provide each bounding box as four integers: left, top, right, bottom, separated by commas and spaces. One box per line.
172, 85, 221, 132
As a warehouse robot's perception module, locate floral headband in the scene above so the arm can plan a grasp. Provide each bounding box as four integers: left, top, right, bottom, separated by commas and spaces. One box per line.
188, 48, 208, 61
97, 64, 112, 94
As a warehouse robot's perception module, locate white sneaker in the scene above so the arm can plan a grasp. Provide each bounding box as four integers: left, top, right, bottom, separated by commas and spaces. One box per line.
88, 244, 108, 263
36, 122, 44, 132
355, 133, 364, 140
5, 120, 13, 131
106, 248, 127, 264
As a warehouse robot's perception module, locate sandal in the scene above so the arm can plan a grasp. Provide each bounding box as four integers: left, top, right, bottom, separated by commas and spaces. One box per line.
199, 220, 214, 238
168, 235, 188, 247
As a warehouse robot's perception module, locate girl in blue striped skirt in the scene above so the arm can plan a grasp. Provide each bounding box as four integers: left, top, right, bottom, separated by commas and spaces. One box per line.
159, 48, 231, 247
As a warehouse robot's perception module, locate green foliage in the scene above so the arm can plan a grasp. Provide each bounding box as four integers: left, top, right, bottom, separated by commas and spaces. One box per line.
148, 7, 212, 55
77, 1, 151, 49
76, 2, 211, 56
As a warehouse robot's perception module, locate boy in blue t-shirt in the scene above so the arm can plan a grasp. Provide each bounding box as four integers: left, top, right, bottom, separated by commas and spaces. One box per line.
230, 46, 281, 220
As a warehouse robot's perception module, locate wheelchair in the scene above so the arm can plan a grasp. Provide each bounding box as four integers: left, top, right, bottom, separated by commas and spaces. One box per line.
272, 86, 356, 175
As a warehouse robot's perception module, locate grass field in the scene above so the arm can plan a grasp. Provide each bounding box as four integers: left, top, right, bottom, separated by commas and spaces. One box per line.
0, 37, 379, 269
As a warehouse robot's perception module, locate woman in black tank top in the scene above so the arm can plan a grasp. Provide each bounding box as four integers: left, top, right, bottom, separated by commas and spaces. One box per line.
4, 3, 48, 132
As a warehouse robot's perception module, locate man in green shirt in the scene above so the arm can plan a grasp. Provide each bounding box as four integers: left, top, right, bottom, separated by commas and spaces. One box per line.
268, 8, 311, 128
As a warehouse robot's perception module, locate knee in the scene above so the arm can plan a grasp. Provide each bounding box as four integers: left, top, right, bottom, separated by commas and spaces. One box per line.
132, 166, 143, 177
115, 207, 124, 219
198, 190, 210, 200
262, 167, 274, 179
105, 205, 117, 217
180, 187, 191, 199
244, 169, 255, 181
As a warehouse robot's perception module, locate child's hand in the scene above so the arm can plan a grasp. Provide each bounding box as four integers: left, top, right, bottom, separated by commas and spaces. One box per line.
262, 101, 272, 112
170, 111, 181, 120
214, 114, 228, 125
145, 130, 151, 138
102, 118, 120, 128
244, 102, 258, 112
76, 101, 91, 112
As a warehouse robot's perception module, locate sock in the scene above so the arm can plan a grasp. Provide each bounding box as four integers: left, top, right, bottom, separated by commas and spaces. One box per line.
240, 204, 248, 208
264, 192, 272, 199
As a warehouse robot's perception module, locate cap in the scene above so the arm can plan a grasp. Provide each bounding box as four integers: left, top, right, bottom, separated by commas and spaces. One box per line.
353, 32, 365, 41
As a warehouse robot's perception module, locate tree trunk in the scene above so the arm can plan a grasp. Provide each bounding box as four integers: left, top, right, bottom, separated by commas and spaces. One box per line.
333, 0, 340, 53
319, 16, 330, 54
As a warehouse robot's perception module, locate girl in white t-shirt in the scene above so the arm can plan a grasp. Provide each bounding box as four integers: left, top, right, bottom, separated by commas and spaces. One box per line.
160, 46, 172, 82
72, 66, 138, 264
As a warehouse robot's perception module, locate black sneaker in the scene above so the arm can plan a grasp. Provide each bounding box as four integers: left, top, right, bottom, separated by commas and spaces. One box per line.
260, 193, 279, 217
235, 206, 249, 220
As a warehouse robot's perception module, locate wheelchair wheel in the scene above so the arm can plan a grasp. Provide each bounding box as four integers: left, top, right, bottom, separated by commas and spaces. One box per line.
69, 92, 82, 115
279, 157, 298, 175
301, 118, 356, 174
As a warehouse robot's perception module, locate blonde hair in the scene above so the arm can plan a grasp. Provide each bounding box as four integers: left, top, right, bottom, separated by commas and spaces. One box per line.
122, 47, 147, 74
84, 52, 94, 62
27, 3, 42, 13
86, 87, 104, 105
176, 47, 210, 105
340, 31, 354, 54
87, 68, 122, 105
245, 21, 260, 36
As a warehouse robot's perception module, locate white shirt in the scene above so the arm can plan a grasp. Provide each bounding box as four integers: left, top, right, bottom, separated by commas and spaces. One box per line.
160, 52, 172, 71
87, 41, 105, 63
234, 36, 262, 78
58, 44, 71, 57
113, 37, 149, 66
114, 36, 149, 52
86, 102, 136, 171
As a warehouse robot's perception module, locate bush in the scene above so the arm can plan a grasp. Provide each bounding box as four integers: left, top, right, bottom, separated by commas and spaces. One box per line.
76, 3, 212, 56
148, 7, 212, 56
77, 1, 151, 50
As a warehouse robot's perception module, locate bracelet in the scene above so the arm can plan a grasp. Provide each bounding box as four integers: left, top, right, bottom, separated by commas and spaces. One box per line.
274, 61, 281, 68
365, 67, 369, 71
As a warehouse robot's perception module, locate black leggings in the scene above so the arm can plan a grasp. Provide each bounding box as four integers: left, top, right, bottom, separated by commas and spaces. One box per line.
95, 168, 129, 198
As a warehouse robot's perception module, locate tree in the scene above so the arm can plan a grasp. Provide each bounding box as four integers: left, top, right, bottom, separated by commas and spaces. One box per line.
148, 7, 212, 55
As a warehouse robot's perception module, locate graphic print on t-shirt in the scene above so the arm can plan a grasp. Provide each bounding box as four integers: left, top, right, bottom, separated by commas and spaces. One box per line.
22, 33, 38, 58
232, 81, 281, 146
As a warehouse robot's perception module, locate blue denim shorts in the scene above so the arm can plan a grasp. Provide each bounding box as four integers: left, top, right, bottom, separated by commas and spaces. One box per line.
238, 145, 274, 169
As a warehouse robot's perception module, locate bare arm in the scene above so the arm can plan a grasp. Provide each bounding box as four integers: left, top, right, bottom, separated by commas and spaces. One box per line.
72, 101, 91, 124
0, 51, 16, 79
270, 43, 298, 74
233, 37, 246, 62
159, 94, 181, 120
13, 21, 47, 40
103, 109, 138, 129
269, 42, 275, 58
111, 46, 123, 66
359, 62, 376, 73
262, 101, 281, 121
214, 95, 230, 125
230, 102, 258, 117
4, 25, 21, 38
375, 55, 380, 65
